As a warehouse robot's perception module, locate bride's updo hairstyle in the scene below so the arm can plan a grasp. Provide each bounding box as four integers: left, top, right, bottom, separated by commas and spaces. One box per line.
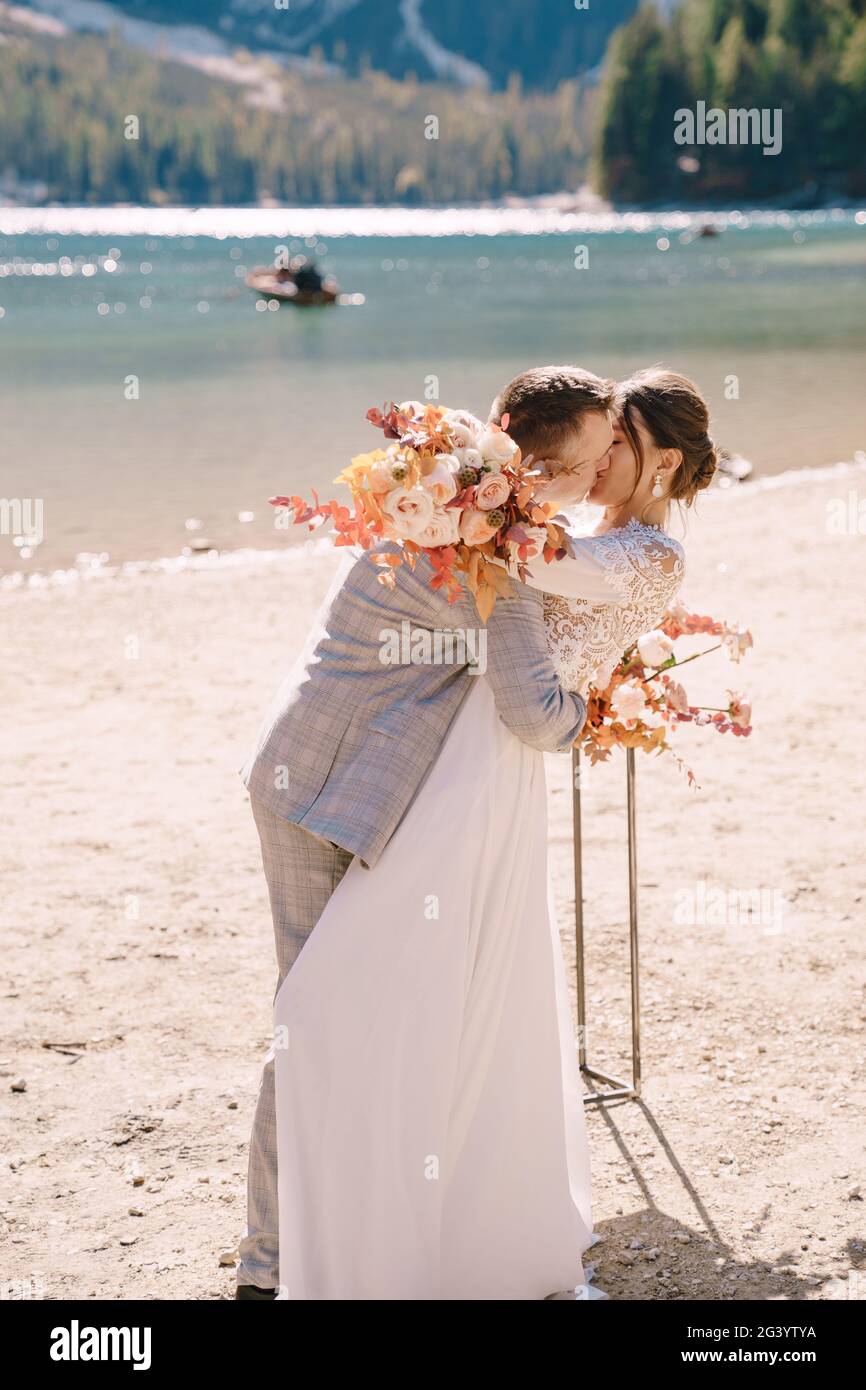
615, 368, 718, 509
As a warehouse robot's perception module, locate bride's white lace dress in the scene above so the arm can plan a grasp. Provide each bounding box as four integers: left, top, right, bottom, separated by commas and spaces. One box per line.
272, 519, 684, 1300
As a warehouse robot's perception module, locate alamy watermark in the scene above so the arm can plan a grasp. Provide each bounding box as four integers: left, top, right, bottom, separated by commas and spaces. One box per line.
2, 1273, 46, 1299
379, 620, 487, 675
825, 490, 866, 535
675, 101, 782, 157
49, 1321, 151, 1369
0, 497, 44, 547
674, 880, 785, 936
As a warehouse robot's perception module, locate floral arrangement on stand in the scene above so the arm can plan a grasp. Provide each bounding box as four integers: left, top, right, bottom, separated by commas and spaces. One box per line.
270, 400, 567, 620
578, 600, 754, 787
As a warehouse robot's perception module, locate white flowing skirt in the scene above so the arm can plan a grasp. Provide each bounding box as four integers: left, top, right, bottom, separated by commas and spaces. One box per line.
273, 675, 595, 1300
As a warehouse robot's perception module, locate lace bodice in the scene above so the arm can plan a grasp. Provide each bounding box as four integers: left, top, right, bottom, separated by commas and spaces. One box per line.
541, 519, 685, 694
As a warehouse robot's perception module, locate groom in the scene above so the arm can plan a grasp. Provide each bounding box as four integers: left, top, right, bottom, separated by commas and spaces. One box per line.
236, 365, 615, 1297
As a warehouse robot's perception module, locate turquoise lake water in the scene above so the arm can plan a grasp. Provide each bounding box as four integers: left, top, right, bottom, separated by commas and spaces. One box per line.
1, 209, 864, 576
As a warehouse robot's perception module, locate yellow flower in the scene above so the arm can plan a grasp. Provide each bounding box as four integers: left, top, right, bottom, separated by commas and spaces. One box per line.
333, 449, 389, 489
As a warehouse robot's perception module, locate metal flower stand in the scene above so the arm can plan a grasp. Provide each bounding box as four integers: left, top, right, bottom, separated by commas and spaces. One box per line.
571, 746, 641, 1106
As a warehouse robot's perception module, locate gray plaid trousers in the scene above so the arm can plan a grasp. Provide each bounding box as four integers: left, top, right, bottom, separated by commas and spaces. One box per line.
237, 797, 353, 1290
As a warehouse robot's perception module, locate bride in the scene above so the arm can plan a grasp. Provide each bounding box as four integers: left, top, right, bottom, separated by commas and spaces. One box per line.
268, 369, 716, 1301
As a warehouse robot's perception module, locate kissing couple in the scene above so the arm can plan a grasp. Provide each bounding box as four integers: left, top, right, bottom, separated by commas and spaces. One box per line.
236, 363, 717, 1300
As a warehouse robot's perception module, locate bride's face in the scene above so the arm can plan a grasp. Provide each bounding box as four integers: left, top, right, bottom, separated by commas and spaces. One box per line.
587, 407, 656, 509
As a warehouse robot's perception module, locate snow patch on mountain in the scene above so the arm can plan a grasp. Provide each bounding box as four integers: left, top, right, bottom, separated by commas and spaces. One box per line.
227, 0, 361, 52
399, 0, 489, 89
16, 0, 338, 102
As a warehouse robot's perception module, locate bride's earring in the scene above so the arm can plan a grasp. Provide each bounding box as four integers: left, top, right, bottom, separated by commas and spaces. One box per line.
651, 472, 664, 498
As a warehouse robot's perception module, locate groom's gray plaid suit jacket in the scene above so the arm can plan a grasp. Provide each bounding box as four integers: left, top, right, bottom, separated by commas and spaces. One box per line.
241, 543, 586, 868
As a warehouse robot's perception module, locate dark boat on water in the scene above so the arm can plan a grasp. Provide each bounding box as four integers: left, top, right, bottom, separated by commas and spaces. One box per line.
245, 254, 340, 306
245, 267, 340, 305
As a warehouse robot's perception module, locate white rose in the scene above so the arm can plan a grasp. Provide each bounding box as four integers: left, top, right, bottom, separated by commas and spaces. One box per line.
637, 629, 674, 668
415, 506, 461, 548
610, 682, 649, 724
452, 446, 484, 474
420, 456, 459, 506
477, 426, 519, 467
368, 456, 398, 492
444, 407, 485, 435
445, 419, 480, 450
369, 444, 415, 491
380, 485, 435, 539
398, 399, 425, 417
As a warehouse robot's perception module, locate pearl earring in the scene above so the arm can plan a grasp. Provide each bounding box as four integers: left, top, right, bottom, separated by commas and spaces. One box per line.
651, 473, 664, 498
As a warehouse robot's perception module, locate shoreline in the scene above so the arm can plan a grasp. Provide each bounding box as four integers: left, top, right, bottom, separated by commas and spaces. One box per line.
1, 205, 862, 240
3, 455, 864, 597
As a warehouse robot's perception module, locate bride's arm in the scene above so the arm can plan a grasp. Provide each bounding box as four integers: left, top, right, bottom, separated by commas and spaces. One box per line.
514, 533, 629, 603
491, 528, 684, 604
520, 529, 684, 603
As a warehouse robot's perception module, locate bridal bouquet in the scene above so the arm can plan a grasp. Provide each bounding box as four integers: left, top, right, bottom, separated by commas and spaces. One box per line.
270, 400, 568, 620
578, 600, 754, 787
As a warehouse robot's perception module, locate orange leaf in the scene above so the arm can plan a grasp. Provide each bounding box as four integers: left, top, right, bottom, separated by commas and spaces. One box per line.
474, 581, 496, 624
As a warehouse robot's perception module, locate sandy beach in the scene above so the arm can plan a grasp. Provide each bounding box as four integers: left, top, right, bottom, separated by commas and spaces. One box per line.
2, 461, 865, 1302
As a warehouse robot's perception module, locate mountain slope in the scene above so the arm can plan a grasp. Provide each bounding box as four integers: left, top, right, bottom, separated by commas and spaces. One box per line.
0, 13, 596, 206
22, 0, 640, 89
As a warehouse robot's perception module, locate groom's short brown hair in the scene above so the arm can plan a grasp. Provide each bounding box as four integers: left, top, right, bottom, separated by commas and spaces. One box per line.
489, 365, 615, 460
